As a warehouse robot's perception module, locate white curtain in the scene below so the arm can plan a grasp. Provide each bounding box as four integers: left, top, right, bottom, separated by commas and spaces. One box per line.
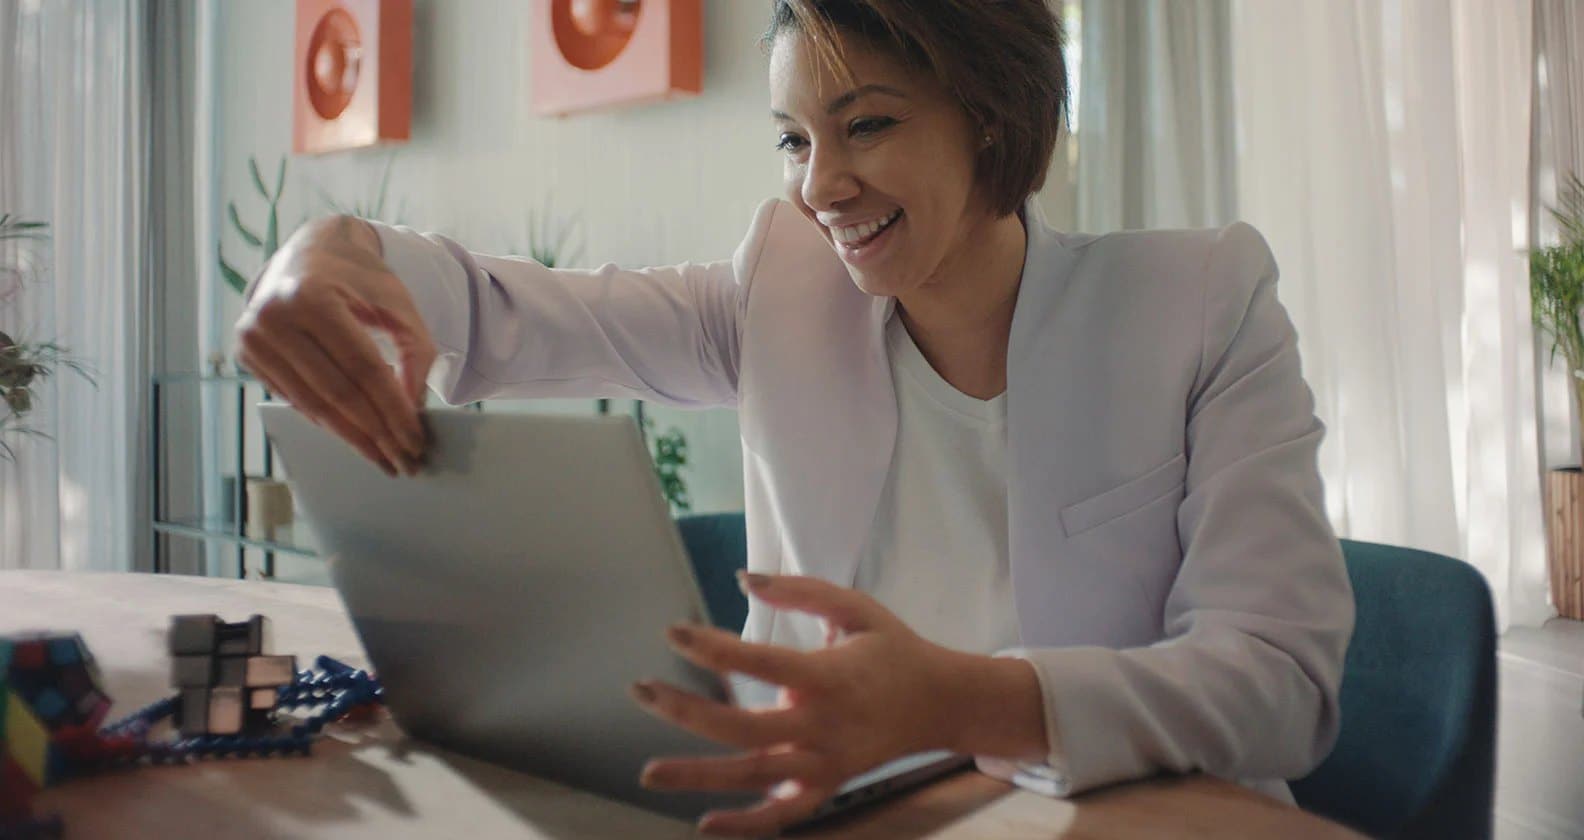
1075, 0, 1237, 232
0, 0, 150, 572
1532, 1, 1584, 476
1232, 0, 1546, 630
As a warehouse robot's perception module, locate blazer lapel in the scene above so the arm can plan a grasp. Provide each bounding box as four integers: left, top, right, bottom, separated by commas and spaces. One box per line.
789, 294, 897, 589
737, 206, 898, 590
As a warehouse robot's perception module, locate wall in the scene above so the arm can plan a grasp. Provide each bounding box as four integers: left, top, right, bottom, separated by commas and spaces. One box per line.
211, 0, 1077, 517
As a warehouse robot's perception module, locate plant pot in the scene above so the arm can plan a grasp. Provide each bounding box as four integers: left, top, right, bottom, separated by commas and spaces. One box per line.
1546, 467, 1584, 619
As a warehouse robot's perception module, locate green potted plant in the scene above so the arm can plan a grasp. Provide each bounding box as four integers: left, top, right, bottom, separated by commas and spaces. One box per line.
0, 214, 91, 462
1531, 171, 1584, 618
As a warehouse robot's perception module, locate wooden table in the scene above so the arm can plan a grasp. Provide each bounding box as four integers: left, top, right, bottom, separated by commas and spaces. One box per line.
1, 572, 1362, 838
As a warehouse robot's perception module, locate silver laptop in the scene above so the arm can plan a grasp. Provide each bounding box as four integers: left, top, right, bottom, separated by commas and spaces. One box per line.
260, 405, 970, 823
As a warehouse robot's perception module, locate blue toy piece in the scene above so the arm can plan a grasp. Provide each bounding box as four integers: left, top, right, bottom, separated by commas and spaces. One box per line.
97, 656, 380, 765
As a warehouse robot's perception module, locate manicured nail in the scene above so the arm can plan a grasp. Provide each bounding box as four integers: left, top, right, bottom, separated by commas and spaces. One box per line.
736, 570, 770, 592
667, 624, 693, 647
630, 681, 657, 704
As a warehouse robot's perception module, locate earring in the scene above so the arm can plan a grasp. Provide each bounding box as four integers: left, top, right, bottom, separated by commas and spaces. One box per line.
982, 133, 993, 147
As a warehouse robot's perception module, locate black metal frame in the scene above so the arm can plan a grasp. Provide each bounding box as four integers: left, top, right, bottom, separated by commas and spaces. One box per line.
150, 374, 308, 579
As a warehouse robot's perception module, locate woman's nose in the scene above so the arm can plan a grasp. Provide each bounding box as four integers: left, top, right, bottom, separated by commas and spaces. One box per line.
800, 144, 860, 211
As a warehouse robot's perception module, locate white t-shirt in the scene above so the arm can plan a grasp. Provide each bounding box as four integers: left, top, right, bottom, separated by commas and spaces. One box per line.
854, 311, 1021, 654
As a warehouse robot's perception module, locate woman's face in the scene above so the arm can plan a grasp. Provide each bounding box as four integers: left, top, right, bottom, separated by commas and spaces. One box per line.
769, 32, 989, 298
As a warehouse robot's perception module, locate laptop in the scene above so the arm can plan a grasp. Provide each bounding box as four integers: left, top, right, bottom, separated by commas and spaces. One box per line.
260, 405, 971, 823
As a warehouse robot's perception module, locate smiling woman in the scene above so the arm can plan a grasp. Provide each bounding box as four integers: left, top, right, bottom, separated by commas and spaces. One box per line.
235, 0, 1353, 836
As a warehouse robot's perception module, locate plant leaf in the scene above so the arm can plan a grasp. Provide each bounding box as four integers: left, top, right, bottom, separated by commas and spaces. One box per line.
219, 250, 249, 295
249, 156, 269, 200
275, 156, 288, 199
228, 202, 262, 248
264, 205, 278, 260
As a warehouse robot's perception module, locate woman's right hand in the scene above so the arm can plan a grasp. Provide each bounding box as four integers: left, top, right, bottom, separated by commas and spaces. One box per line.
234, 215, 433, 477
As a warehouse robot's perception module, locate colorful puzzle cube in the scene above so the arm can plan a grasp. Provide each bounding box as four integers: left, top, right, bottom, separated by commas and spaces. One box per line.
168, 615, 295, 737
0, 632, 111, 823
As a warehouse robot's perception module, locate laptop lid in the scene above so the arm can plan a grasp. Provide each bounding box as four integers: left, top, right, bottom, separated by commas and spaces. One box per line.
262, 405, 755, 819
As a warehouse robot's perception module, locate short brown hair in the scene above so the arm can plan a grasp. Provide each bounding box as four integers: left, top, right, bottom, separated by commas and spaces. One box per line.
765, 0, 1070, 217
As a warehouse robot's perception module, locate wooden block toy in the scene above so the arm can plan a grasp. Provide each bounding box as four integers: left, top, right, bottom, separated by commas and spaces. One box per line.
215, 615, 268, 656
244, 656, 296, 688
177, 689, 209, 738
167, 616, 295, 738
170, 655, 213, 688
168, 614, 218, 655
207, 688, 244, 736
215, 656, 247, 687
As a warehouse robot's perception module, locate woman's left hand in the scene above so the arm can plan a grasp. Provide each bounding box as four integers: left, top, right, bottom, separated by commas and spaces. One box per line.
630, 572, 967, 837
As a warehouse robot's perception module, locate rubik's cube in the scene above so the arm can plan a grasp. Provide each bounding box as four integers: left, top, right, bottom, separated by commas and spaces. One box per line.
168, 615, 295, 737
0, 633, 111, 821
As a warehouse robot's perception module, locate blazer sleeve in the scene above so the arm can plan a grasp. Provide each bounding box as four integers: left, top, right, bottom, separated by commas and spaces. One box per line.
1006, 221, 1354, 794
365, 199, 781, 408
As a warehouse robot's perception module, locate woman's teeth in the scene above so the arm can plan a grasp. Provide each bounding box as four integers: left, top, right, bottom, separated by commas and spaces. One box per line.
833, 209, 902, 246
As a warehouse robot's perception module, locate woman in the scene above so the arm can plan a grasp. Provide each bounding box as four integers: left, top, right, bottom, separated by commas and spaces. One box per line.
237, 0, 1353, 835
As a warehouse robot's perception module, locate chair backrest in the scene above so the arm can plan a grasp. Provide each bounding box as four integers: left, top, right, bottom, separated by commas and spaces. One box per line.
675, 512, 750, 634
672, 518, 1498, 838
1290, 539, 1496, 839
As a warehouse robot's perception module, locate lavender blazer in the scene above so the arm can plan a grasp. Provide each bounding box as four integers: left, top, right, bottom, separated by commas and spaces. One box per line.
370, 198, 1353, 798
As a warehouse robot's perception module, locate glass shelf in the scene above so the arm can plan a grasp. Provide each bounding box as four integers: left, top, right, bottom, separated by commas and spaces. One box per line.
152, 372, 259, 386
152, 516, 320, 559
151, 371, 293, 579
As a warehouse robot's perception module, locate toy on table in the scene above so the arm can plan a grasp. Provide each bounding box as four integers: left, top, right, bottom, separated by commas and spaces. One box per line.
0, 632, 104, 839
0, 616, 382, 839
168, 614, 296, 737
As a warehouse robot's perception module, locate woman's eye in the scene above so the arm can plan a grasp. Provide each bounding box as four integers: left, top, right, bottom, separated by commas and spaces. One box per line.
850, 117, 896, 137
775, 133, 807, 153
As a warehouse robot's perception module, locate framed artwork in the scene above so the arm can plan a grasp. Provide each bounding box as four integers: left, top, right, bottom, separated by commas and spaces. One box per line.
531, 0, 703, 116
293, 0, 413, 154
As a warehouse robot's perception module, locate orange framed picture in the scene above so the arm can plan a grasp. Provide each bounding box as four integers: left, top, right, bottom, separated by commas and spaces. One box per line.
293, 0, 412, 155
531, 0, 703, 117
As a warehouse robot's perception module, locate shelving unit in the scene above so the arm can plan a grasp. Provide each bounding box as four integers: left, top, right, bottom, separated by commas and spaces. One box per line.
149, 373, 318, 579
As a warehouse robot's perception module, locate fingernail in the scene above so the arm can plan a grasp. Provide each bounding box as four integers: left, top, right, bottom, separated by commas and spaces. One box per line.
379, 439, 406, 470
667, 624, 693, 647
630, 681, 657, 704
736, 570, 770, 592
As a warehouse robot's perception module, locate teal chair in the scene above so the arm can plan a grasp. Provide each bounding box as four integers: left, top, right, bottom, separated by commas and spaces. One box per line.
675, 513, 751, 634
1290, 539, 1496, 839
673, 517, 1497, 838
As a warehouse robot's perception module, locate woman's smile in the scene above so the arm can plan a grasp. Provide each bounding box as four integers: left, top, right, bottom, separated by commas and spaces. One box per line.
829, 208, 904, 264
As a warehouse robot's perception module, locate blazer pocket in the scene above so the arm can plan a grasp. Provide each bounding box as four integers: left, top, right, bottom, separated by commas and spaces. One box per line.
1061, 453, 1188, 538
